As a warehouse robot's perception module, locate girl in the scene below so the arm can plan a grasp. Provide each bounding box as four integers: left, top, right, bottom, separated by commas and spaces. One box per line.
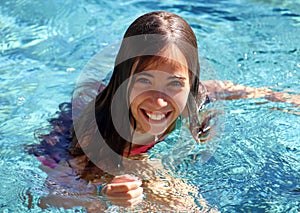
27, 11, 300, 212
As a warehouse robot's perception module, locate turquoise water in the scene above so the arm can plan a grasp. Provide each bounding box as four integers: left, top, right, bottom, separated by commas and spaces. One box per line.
1, 0, 300, 212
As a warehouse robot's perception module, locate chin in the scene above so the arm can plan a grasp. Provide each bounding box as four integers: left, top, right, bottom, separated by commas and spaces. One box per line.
141, 124, 169, 136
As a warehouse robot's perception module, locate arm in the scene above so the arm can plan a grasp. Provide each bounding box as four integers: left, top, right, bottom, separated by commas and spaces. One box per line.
38, 157, 144, 211
142, 172, 218, 212
116, 157, 219, 212
37, 157, 110, 212
202, 80, 300, 107
38, 165, 102, 211
38, 155, 218, 212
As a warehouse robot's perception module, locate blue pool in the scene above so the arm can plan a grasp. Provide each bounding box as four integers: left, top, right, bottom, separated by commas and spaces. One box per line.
0, 0, 299, 212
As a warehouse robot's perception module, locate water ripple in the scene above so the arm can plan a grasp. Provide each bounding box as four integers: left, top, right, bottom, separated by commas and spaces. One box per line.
0, 0, 299, 212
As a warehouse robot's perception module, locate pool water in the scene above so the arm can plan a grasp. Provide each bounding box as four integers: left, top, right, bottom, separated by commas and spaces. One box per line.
1, 0, 299, 212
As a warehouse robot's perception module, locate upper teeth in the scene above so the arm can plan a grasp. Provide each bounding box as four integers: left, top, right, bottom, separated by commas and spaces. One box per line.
146, 112, 166, 121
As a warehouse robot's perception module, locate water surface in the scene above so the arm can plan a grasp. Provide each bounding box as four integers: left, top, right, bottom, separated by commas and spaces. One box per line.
0, 0, 299, 212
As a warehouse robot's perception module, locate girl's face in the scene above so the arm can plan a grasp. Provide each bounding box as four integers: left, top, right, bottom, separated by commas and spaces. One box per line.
129, 56, 190, 136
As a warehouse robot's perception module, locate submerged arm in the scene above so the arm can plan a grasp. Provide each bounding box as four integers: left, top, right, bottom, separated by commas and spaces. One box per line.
37, 157, 110, 212
118, 156, 218, 212
202, 80, 300, 107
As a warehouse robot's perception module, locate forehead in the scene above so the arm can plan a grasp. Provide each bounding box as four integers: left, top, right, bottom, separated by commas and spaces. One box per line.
142, 60, 189, 78
140, 45, 189, 78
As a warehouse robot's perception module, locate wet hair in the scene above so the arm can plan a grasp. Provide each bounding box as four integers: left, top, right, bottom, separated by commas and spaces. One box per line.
68, 11, 205, 167
25, 102, 73, 166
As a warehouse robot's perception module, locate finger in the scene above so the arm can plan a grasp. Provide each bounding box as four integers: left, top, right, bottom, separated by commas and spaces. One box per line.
109, 194, 143, 207
111, 174, 139, 183
106, 186, 143, 200
106, 180, 142, 193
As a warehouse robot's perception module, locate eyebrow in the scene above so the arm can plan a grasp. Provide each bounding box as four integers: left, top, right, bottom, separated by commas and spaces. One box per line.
167, 75, 187, 81
136, 72, 187, 80
136, 72, 154, 78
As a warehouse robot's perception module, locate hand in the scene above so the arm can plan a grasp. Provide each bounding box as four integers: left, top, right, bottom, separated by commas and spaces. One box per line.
102, 174, 143, 207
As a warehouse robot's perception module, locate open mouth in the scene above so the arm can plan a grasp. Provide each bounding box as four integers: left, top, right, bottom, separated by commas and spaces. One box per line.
141, 109, 171, 122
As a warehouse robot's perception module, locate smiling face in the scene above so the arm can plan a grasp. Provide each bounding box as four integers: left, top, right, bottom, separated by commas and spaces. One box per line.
129, 46, 190, 137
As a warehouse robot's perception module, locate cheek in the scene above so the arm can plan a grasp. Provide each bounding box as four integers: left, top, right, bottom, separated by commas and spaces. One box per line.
129, 86, 140, 110
129, 93, 143, 120
129, 97, 138, 115
129, 85, 145, 104
129, 89, 136, 105
171, 91, 189, 113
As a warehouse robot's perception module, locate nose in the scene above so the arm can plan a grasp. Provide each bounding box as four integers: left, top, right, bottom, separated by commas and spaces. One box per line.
156, 98, 168, 107
151, 92, 168, 108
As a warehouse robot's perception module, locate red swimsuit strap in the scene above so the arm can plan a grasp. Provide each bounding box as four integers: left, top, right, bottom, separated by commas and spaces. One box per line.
129, 141, 157, 155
